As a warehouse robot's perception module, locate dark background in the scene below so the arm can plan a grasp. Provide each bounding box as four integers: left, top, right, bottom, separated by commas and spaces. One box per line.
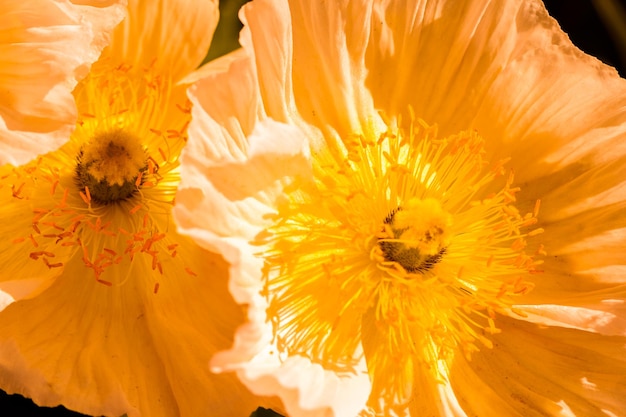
1, 0, 623, 416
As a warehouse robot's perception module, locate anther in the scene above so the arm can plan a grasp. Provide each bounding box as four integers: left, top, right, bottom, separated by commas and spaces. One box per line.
75, 129, 147, 205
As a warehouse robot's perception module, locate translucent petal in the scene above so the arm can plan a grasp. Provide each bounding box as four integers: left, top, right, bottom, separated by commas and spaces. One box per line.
103, 0, 219, 81
0, 0, 125, 165
450, 317, 626, 417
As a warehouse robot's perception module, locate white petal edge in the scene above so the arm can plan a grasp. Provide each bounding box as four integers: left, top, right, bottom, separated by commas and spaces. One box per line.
212, 299, 372, 417
175, 115, 312, 304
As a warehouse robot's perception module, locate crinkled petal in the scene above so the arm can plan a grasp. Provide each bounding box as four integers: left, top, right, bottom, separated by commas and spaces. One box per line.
521, 180, 626, 306
183, 51, 263, 161
237, 0, 294, 124
367, 0, 520, 132
473, 0, 626, 180
0, 0, 125, 165
176, 117, 310, 304
103, 0, 218, 81
144, 237, 279, 416
0, 255, 176, 417
0, 229, 274, 416
239, 354, 371, 417
450, 316, 626, 417
239, 0, 383, 148
366, 0, 626, 183
209, 296, 371, 417
176, 52, 311, 305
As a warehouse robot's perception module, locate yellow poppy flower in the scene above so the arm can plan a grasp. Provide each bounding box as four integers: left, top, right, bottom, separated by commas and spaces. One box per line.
0, 0, 274, 416
176, 0, 626, 416
0, 0, 124, 166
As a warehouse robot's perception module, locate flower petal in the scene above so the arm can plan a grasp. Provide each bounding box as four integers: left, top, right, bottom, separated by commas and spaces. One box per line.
0, 159, 77, 304
473, 0, 626, 180
450, 316, 626, 417
0, 0, 125, 165
239, 354, 371, 417
239, 0, 383, 145
521, 190, 626, 307
237, 0, 294, 124
515, 304, 626, 337
176, 53, 311, 305
103, 0, 218, 81
0, 229, 276, 416
366, 0, 520, 131
0, 256, 177, 417
144, 236, 279, 416
366, 0, 626, 184
210, 288, 372, 417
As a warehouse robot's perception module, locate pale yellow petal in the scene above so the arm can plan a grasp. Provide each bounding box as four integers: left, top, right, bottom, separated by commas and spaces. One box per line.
450, 316, 626, 417
175, 117, 311, 302
0, 0, 125, 165
103, 0, 218, 81
0, 256, 177, 417
175, 115, 310, 242
185, 51, 262, 160
179, 43, 378, 416
144, 237, 278, 416
366, 0, 626, 185
366, 0, 519, 130
239, 0, 383, 147
0, 227, 276, 416
210, 298, 272, 371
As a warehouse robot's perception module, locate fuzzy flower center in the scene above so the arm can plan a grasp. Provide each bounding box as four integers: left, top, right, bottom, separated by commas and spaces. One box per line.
261, 115, 544, 410
377, 198, 451, 273
75, 129, 147, 205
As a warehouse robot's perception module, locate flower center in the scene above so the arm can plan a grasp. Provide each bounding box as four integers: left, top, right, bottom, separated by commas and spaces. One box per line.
261, 115, 544, 410
377, 198, 451, 273
1, 62, 197, 291
75, 129, 147, 205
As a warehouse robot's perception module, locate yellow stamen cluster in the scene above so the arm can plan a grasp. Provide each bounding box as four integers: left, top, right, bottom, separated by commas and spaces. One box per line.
0, 62, 195, 291
260, 114, 543, 411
